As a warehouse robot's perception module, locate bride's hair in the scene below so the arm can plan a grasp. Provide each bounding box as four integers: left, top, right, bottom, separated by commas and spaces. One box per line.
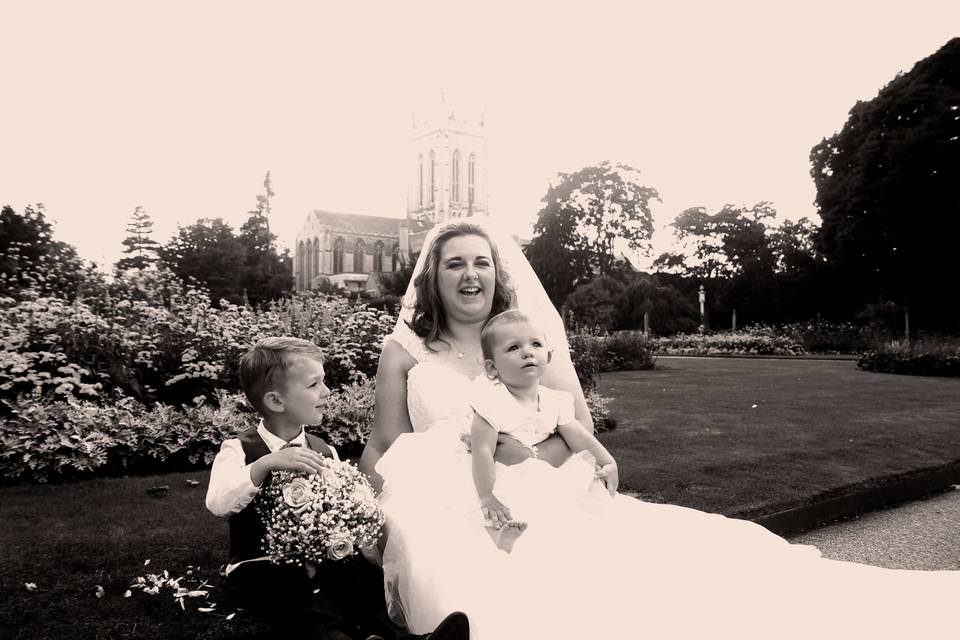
408, 222, 514, 349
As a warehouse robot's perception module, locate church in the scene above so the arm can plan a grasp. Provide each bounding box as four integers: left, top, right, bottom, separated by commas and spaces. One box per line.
293, 100, 489, 294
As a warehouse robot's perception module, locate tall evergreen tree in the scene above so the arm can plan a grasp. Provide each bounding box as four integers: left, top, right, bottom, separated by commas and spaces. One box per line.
159, 218, 247, 305
239, 171, 292, 305
116, 206, 160, 270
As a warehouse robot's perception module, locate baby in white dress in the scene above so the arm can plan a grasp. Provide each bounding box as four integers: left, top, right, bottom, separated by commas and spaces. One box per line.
468, 310, 619, 551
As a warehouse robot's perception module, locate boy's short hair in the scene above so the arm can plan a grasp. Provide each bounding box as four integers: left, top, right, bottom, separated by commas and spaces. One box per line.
480, 310, 536, 360
239, 337, 325, 414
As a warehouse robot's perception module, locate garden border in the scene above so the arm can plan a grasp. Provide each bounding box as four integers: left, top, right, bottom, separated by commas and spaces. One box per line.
735, 459, 960, 536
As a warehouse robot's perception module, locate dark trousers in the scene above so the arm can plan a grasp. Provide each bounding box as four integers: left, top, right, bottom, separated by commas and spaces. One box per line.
226, 556, 405, 640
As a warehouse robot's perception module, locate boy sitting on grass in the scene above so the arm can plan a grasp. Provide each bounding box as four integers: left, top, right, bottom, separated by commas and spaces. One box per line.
206, 336, 469, 640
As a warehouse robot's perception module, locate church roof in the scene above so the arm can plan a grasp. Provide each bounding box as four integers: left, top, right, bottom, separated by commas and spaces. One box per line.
309, 210, 401, 237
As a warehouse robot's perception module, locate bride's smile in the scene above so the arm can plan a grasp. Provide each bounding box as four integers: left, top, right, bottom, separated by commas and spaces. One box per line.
437, 234, 497, 321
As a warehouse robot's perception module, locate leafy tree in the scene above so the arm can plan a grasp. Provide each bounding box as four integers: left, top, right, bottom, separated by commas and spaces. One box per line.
540, 161, 659, 278
810, 37, 960, 328
0, 203, 99, 300
159, 218, 247, 305
654, 203, 776, 280
116, 206, 160, 271
563, 276, 625, 333
239, 171, 292, 305
615, 275, 699, 335
522, 220, 593, 310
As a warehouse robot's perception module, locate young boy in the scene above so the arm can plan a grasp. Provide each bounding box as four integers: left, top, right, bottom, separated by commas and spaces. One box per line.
206, 337, 469, 640
469, 311, 619, 551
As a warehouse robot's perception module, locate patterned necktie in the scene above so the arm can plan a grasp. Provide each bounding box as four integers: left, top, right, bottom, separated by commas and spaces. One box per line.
281, 442, 302, 450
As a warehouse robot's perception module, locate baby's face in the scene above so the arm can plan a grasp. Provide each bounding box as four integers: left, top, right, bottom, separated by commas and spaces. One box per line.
489, 321, 550, 387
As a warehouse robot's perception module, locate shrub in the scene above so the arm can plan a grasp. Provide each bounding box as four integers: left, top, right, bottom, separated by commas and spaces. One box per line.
779, 321, 869, 354
857, 338, 960, 378
615, 276, 699, 335
564, 277, 624, 333
569, 331, 657, 391
652, 327, 804, 356
586, 388, 617, 433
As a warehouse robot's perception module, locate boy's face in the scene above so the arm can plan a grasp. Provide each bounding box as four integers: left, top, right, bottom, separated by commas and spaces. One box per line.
486, 320, 551, 388
274, 356, 331, 425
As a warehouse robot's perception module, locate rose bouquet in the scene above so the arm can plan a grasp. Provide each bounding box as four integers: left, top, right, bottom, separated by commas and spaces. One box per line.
256, 457, 384, 567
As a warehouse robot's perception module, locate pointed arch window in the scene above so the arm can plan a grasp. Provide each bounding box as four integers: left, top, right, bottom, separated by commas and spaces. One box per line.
297, 241, 306, 290
373, 241, 384, 273
451, 150, 461, 203
392, 243, 400, 271
354, 239, 366, 273
333, 237, 345, 274
418, 154, 424, 206
305, 238, 314, 288
429, 150, 436, 204
468, 153, 477, 207
313, 236, 320, 280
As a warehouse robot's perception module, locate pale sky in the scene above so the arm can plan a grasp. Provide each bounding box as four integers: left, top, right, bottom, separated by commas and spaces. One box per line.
2, 1, 957, 269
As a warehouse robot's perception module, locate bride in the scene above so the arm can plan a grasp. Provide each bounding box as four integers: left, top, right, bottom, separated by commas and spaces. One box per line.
358, 219, 958, 639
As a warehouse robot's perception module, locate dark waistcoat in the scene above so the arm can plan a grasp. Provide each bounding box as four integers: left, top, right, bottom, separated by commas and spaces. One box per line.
228, 428, 333, 565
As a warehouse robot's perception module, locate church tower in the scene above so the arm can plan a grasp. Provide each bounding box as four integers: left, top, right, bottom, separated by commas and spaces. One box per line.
406, 96, 489, 226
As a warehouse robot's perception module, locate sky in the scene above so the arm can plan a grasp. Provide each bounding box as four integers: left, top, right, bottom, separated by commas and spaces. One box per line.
2, 1, 958, 269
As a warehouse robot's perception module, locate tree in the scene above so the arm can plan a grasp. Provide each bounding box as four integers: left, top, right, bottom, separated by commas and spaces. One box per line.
523, 211, 593, 310
116, 206, 160, 271
543, 161, 659, 278
810, 37, 960, 328
0, 203, 97, 300
239, 171, 292, 305
654, 203, 776, 280
615, 275, 699, 335
159, 218, 247, 305
525, 161, 658, 308
563, 276, 625, 333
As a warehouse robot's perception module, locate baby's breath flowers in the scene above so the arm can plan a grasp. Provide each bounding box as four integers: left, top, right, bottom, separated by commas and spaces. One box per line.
256, 458, 383, 568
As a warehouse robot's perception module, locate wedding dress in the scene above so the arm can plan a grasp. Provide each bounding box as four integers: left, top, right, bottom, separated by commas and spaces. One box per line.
375, 220, 958, 639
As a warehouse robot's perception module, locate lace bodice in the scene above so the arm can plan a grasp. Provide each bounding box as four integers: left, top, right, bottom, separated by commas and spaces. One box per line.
386, 328, 485, 434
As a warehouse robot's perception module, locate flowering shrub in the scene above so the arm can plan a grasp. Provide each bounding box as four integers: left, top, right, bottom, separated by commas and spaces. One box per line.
316, 378, 376, 453
569, 331, 656, 390
0, 268, 395, 408
857, 338, 960, 378
651, 327, 804, 356
775, 322, 870, 354
586, 388, 616, 433
0, 392, 258, 483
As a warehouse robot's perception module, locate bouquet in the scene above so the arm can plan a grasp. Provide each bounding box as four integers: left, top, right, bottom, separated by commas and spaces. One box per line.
256, 457, 384, 567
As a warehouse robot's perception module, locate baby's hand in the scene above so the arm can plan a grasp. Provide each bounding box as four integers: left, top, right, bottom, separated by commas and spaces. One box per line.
595, 462, 619, 496
264, 447, 327, 475
479, 493, 514, 529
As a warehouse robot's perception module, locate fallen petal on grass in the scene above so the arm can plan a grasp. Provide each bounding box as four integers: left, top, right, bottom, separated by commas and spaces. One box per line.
25, 582, 37, 592
225, 613, 236, 621
123, 590, 132, 598
95, 585, 105, 599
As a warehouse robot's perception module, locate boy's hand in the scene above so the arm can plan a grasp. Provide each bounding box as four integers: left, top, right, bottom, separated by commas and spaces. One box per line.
595, 462, 619, 496
479, 493, 514, 529
264, 447, 327, 475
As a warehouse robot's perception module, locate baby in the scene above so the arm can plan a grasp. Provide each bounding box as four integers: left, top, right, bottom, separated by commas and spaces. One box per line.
469, 310, 619, 552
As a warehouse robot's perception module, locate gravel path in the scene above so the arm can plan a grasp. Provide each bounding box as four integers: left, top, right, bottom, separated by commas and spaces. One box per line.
788, 488, 960, 570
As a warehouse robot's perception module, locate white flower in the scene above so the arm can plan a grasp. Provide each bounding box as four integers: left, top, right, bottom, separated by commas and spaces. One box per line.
282, 477, 314, 509
326, 536, 355, 561
320, 467, 339, 486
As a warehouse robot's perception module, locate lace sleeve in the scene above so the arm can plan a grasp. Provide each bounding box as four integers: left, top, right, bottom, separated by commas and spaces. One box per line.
384, 322, 428, 363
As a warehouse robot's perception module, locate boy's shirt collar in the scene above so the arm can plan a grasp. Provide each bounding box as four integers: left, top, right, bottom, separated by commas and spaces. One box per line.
256, 420, 307, 452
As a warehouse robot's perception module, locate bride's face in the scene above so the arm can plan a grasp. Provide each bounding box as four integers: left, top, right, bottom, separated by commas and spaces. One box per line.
437, 234, 497, 324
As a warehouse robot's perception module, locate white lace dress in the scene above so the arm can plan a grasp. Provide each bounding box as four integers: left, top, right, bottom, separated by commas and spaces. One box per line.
375, 330, 959, 639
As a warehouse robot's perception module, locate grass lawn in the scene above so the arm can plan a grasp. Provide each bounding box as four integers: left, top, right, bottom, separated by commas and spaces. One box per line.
0, 471, 265, 640
599, 356, 960, 518
4, 356, 960, 639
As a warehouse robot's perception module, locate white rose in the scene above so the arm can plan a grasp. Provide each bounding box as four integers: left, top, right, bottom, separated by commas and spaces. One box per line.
282, 477, 314, 509
326, 536, 355, 561
320, 467, 339, 486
